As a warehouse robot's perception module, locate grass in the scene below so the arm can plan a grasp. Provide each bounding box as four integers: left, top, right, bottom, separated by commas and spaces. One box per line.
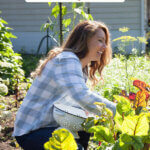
21, 54, 43, 77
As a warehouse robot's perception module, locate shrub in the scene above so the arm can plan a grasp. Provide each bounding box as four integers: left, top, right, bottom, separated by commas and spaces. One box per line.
0, 15, 25, 93
0, 83, 8, 96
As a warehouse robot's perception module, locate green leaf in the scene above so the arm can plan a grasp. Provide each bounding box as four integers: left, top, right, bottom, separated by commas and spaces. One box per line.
88, 14, 93, 21
62, 5, 67, 16
135, 106, 143, 115
118, 134, 144, 150
51, 4, 60, 18
76, 3, 83, 8
142, 134, 150, 144
88, 125, 115, 143
114, 95, 134, 116
114, 95, 129, 103
105, 108, 113, 117
0, 18, 8, 24
81, 10, 88, 19
114, 111, 124, 132
118, 134, 133, 150
82, 117, 96, 132
72, 3, 76, 9
44, 128, 77, 150
122, 114, 149, 136
131, 136, 144, 150
48, 2, 51, 7
62, 18, 71, 28
5, 32, 17, 39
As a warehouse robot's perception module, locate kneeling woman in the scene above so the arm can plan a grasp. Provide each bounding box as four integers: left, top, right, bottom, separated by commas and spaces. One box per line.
13, 20, 116, 150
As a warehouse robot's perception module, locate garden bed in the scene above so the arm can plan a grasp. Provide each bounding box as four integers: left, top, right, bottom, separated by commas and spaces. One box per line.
0, 55, 150, 150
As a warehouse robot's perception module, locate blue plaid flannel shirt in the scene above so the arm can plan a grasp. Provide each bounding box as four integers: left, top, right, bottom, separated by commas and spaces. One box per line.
13, 51, 116, 136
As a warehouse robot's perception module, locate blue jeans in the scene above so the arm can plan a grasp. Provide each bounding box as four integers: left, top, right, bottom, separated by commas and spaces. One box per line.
15, 127, 85, 150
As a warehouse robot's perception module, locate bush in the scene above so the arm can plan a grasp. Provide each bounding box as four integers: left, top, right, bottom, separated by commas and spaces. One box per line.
0, 83, 8, 96
0, 15, 25, 93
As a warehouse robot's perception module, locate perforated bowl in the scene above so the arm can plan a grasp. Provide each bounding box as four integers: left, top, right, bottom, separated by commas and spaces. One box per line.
53, 104, 87, 139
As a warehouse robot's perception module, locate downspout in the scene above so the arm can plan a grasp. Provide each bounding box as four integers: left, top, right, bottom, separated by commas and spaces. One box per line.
141, 0, 145, 52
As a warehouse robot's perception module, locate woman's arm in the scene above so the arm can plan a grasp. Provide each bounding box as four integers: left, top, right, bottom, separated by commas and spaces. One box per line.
54, 57, 116, 116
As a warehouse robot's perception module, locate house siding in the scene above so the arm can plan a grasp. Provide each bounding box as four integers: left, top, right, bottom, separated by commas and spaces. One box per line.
0, 0, 144, 54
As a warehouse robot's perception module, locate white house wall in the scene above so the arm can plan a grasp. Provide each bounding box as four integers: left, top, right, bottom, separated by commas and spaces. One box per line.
90, 0, 142, 51
0, 0, 144, 54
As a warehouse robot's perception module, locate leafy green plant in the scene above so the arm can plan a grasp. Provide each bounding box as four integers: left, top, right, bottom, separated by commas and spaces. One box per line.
43, 92, 150, 150
21, 54, 42, 77
41, 2, 93, 46
0, 16, 25, 94
83, 97, 150, 150
44, 128, 77, 150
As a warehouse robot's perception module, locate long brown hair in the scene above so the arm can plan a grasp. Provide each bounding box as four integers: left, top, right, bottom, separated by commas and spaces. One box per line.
32, 20, 112, 86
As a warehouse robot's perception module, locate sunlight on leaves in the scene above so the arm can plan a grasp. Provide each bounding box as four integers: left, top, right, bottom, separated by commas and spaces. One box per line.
44, 128, 77, 150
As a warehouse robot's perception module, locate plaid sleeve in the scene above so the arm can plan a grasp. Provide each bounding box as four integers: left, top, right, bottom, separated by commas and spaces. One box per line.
54, 57, 116, 116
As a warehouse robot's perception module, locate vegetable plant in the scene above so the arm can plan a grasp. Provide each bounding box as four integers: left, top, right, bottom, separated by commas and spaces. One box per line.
44, 94, 150, 150
44, 128, 77, 150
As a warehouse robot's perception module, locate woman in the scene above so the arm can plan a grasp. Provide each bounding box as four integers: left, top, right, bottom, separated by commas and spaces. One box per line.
13, 20, 116, 150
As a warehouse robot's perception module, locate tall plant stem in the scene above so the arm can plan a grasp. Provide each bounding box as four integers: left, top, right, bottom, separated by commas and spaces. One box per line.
125, 58, 130, 93
59, 2, 63, 45
131, 43, 136, 78
87, 3, 90, 14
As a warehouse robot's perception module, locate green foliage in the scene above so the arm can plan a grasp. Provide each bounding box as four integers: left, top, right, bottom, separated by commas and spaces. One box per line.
44, 128, 77, 150
122, 114, 149, 136
82, 117, 96, 132
88, 125, 115, 143
0, 16, 25, 93
21, 54, 42, 77
82, 102, 114, 137
41, 3, 93, 45
82, 96, 150, 150
113, 134, 144, 150
114, 95, 134, 117
42, 92, 150, 150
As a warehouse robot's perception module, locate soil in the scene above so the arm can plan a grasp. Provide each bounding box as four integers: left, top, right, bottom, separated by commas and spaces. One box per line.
0, 92, 26, 150
0, 109, 20, 150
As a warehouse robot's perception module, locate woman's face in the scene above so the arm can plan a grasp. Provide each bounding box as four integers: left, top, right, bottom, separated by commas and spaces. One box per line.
86, 28, 106, 62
